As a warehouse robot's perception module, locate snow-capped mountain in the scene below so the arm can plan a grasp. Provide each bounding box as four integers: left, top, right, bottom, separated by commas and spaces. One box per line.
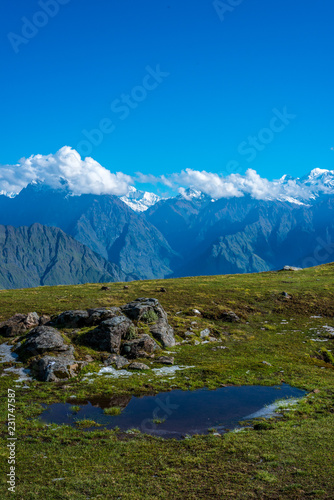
276, 169, 334, 202
178, 187, 214, 202
300, 168, 334, 189
120, 186, 162, 212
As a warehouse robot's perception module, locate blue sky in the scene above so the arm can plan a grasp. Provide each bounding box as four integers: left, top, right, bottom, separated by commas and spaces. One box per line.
1, 0, 333, 192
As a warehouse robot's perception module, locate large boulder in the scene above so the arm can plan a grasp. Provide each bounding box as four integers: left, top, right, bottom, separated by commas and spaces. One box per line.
16, 326, 71, 358
81, 315, 133, 353
0, 312, 39, 337
150, 320, 175, 348
121, 298, 167, 322
121, 298, 175, 348
121, 334, 159, 359
52, 307, 123, 328
52, 310, 89, 328
86, 307, 122, 326
31, 354, 82, 382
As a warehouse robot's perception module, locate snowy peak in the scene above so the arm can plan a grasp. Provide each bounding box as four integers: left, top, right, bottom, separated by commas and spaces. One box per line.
303, 168, 334, 187
120, 186, 162, 212
178, 187, 214, 202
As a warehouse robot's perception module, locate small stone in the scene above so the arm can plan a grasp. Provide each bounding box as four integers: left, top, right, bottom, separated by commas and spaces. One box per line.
262, 361, 272, 366
101, 286, 110, 291
282, 292, 291, 299
192, 309, 201, 315
184, 331, 195, 337
194, 340, 200, 346
208, 337, 217, 342
123, 285, 129, 289
154, 356, 174, 365
128, 362, 150, 370
200, 328, 210, 338
159, 287, 167, 292
104, 354, 129, 369
220, 311, 240, 323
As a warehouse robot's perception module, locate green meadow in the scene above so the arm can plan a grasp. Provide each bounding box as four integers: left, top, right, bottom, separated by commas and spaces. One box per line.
1, 264, 334, 499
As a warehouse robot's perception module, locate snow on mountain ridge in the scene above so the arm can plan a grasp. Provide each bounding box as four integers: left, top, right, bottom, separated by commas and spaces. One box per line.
120, 186, 162, 212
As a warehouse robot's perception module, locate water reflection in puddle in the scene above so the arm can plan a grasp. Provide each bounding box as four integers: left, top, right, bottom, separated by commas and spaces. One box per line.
40, 384, 305, 439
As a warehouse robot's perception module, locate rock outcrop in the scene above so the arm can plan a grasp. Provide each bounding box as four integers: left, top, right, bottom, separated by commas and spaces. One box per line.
121, 334, 159, 359
0, 312, 39, 337
121, 298, 175, 348
81, 316, 133, 353
17, 326, 71, 358
7, 297, 175, 381
31, 354, 83, 382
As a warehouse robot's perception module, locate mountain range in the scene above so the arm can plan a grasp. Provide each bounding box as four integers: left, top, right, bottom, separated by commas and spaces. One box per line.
0, 223, 125, 289
1, 168, 334, 289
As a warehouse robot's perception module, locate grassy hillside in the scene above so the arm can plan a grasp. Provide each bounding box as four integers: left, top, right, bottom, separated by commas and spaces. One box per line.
1, 264, 334, 499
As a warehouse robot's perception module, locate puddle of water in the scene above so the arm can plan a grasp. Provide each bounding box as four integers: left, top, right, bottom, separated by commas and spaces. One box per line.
0, 343, 19, 363
0, 342, 31, 383
39, 384, 305, 439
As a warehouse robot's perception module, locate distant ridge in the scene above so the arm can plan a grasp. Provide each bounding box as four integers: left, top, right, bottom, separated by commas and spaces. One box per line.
0, 223, 126, 289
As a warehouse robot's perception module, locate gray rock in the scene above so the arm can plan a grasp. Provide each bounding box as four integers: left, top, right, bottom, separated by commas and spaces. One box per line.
104, 354, 129, 369
220, 311, 240, 323
53, 310, 89, 328
121, 298, 175, 348
282, 292, 291, 299
200, 328, 210, 338
262, 361, 272, 366
25, 312, 40, 328
31, 354, 82, 382
100, 286, 110, 291
154, 356, 174, 365
121, 297, 167, 322
150, 319, 175, 348
81, 315, 133, 353
121, 334, 159, 359
16, 326, 70, 358
0, 312, 40, 337
86, 307, 122, 326
128, 362, 150, 370
282, 266, 302, 271
39, 314, 51, 326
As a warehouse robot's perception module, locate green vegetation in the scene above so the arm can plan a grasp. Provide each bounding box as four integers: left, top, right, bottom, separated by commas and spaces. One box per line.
69, 405, 80, 413
103, 406, 122, 416
1, 263, 334, 498
141, 310, 159, 324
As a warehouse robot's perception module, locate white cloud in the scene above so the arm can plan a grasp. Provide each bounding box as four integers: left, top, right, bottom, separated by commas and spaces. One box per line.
1, 147, 333, 203
0, 146, 133, 196
143, 167, 330, 202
